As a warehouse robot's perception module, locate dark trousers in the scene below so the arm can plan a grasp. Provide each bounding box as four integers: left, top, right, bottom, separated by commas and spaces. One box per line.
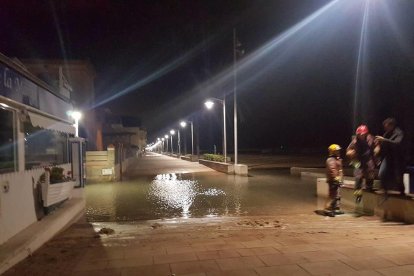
354, 159, 375, 190
326, 182, 340, 210
379, 158, 404, 194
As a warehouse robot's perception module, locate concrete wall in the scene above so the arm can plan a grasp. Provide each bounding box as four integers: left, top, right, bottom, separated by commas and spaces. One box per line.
316, 176, 414, 223
86, 148, 135, 182
199, 159, 234, 174
0, 164, 71, 245
85, 149, 115, 182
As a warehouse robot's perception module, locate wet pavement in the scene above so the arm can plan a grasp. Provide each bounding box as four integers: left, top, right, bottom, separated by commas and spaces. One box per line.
5, 153, 414, 275
85, 154, 317, 222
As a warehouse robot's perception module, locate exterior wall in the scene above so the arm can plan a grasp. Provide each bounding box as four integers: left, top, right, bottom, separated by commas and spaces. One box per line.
0, 164, 71, 245
0, 54, 80, 246
22, 60, 98, 150
85, 149, 115, 182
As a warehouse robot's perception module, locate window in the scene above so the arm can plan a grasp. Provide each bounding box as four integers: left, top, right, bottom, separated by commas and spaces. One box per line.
0, 107, 17, 173
25, 125, 69, 170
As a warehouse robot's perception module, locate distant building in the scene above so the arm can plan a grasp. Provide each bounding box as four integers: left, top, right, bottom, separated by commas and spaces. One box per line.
21, 59, 98, 150
99, 108, 147, 156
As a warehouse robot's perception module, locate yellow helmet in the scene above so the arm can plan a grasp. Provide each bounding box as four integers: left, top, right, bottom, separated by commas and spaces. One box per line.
328, 144, 341, 155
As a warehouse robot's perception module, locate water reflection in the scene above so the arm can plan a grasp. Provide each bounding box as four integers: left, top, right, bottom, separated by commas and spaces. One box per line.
85, 170, 316, 222
148, 173, 199, 218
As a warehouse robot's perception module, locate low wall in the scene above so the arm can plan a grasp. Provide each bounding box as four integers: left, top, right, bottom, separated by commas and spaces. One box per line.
291, 166, 354, 177
199, 159, 234, 174
0, 164, 71, 245
181, 155, 199, 162
85, 150, 115, 182
316, 177, 414, 223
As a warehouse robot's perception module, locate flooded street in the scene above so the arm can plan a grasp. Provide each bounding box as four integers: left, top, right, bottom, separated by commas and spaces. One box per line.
85, 166, 317, 222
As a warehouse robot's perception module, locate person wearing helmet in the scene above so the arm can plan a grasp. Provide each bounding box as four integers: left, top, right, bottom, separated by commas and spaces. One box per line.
325, 144, 344, 216
346, 125, 380, 202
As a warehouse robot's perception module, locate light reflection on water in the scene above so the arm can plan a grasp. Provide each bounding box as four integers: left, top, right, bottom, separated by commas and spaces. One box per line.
148, 173, 200, 218
85, 170, 315, 222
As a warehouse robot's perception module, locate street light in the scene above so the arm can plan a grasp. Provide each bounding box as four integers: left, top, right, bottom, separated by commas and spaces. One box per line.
165, 135, 169, 153
68, 110, 82, 137
204, 97, 227, 163
180, 120, 194, 156
170, 130, 175, 154
161, 137, 165, 153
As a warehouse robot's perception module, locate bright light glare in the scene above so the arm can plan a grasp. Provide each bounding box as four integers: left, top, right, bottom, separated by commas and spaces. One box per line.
204, 100, 214, 109
157, 137, 161, 141
165, 135, 169, 139
0, 103, 10, 108
162, 138, 165, 141
146, 140, 162, 151
170, 129, 176, 135
180, 121, 187, 128
69, 110, 82, 120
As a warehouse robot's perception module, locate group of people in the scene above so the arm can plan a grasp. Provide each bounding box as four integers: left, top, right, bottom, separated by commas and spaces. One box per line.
325, 117, 406, 216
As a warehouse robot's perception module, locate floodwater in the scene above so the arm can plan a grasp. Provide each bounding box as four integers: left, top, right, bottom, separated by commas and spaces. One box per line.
85, 169, 317, 222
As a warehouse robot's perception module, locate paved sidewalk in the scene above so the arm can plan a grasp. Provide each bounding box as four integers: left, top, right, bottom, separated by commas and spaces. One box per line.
4, 213, 414, 276
4, 153, 414, 275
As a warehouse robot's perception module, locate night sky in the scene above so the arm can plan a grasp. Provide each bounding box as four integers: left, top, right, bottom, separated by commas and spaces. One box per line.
1, 0, 414, 153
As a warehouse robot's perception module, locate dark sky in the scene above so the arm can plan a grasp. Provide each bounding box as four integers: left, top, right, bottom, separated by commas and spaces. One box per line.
1, 0, 414, 152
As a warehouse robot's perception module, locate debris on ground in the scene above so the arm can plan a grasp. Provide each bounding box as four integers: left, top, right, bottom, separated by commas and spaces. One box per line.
98, 227, 115, 235
151, 223, 163, 229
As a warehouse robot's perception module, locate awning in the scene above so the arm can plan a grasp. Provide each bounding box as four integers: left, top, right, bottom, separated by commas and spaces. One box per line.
28, 111, 75, 134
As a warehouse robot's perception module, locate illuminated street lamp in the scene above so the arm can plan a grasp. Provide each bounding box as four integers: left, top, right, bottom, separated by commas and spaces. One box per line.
68, 110, 82, 137
161, 137, 165, 153
204, 97, 227, 163
180, 120, 194, 156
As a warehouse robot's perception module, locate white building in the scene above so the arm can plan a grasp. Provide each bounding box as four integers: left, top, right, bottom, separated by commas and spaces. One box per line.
0, 52, 85, 247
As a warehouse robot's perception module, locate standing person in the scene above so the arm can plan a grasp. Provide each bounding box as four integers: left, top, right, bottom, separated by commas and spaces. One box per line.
375, 118, 405, 197
325, 144, 344, 217
346, 125, 380, 202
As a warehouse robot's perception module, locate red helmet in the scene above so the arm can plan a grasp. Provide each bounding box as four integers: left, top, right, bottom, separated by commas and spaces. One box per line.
356, 125, 369, 135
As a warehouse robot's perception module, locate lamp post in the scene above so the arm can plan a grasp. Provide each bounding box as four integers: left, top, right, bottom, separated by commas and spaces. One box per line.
233, 28, 238, 165
164, 135, 169, 153
180, 120, 194, 156
69, 110, 82, 137
161, 138, 165, 153
233, 28, 244, 165
170, 130, 175, 154
204, 97, 227, 163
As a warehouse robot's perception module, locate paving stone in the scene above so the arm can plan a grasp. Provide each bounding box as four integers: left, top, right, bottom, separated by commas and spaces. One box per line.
170, 260, 220, 274
207, 269, 258, 276
153, 252, 198, 264
107, 256, 153, 268
339, 256, 396, 270
83, 247, 125, 260
73, 259, 108, 271
381, 253, 414, 265
299, 250, 348, 262
299, 260, 356, 275
255, 264, 310, 276
259, 253, 308, 266
375, 264, 414, 276
72, 268, 122, 276
216, 256, 264, 271
121, 264, 171, 276
237, 247, 279, 256
196, 250, 240, 260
